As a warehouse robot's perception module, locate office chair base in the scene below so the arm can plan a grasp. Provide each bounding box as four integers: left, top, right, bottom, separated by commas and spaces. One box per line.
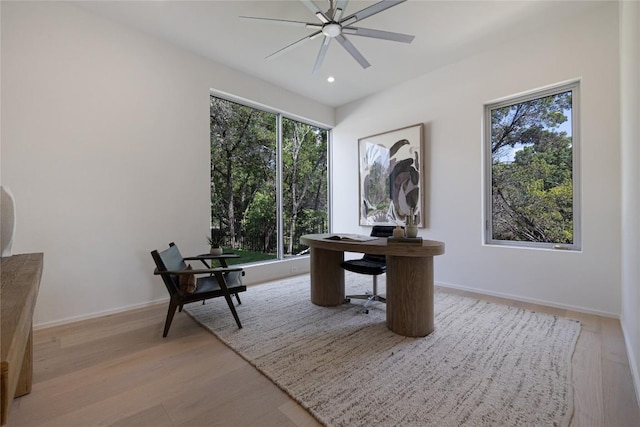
345, 292, 386, 313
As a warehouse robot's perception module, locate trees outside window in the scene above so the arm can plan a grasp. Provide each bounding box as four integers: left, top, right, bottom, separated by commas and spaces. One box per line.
282, 117, 329, 256
210, 96, 328, 262
485, 82, 580, 250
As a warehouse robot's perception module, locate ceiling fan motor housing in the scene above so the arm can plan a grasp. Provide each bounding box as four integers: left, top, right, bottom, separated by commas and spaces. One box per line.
322, 22, 342, 38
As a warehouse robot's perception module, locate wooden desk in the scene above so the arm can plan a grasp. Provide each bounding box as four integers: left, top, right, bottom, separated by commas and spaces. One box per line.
1, 253, 43, 425
299, 234, 444, 337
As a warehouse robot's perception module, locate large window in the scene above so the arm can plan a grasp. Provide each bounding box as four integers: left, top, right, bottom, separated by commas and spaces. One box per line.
210, 95, 329, 263
485, 81, 580, 250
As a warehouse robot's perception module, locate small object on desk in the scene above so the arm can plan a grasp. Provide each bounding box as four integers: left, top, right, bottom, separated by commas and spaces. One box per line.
392, 225, 405, 238
387, 236, 423, 244
404, 208, 419, 238
325, 234, 377, 242
405, 225, 418, 238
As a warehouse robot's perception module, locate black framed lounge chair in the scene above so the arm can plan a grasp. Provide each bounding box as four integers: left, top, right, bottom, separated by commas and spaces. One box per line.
151, 242, 246, 337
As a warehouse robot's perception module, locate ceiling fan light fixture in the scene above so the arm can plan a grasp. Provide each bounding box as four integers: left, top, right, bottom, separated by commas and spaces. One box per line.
322, 23, 342, 38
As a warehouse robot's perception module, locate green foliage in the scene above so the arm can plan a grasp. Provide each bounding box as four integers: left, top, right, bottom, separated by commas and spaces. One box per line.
206, 235, 223, 248
282, 118, 328, 254
210, 97, 276, 249
243, 190, 277, 252
223, 249, 277, 265
491, 91, 571, 156
210, 97, 328, 256
491, 91, 574, 244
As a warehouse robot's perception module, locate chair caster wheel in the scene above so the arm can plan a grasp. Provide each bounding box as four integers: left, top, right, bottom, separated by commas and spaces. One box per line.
364, 309, 369, 314
344, 298, 351, 303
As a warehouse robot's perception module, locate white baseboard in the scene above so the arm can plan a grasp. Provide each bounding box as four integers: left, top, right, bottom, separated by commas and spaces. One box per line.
32, 266, 312, 331
620, 321, 640, 407
435, 281, 619, 319
33, 297, 169, 330
34, 278, 620, 330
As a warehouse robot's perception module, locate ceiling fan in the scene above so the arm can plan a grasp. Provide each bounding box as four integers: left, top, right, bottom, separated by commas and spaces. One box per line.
240, 0, 414, 74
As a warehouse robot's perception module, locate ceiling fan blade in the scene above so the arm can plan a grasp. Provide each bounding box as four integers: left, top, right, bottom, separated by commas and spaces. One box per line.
334, 0, 349, 21
266, 30, 323, 60
312, 36, 332, 74
341, 0, 406, 26
335, 34, 370, 69
299, 0, 330, 23
240, 16, 322, 29
342, 27, 414, 43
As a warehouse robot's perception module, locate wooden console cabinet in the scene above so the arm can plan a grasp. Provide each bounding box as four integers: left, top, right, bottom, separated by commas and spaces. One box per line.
1, 253, 43, 425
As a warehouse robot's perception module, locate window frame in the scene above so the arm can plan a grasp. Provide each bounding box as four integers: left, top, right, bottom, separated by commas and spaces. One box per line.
210, 90, 332, 261
483, 81, 581, 251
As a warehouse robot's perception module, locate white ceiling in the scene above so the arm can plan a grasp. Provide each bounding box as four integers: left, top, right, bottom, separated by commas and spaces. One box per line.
72, 0, 604, 108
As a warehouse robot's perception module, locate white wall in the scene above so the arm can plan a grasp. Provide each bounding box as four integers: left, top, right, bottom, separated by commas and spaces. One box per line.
620, 0, 640, 403
334, 2, 621, 316
1, 1, 333, 327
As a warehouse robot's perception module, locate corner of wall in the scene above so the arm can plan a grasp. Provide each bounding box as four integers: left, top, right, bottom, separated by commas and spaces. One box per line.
619, 0, 640, 407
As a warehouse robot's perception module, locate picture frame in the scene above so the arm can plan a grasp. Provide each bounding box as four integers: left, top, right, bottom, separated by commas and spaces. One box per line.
358, 123, 424, 227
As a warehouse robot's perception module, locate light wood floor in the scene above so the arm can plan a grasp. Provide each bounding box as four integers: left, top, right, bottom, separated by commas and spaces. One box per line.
8, 286, 640, 427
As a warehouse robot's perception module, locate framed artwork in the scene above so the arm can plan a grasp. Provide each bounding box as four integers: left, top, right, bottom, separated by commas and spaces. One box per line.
358, 123, 424, 227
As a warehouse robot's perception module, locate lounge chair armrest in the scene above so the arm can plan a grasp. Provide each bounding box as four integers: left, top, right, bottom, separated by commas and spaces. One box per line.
153, 267, 243, 275
185, 253, 241, 269
184, 254, 240, 261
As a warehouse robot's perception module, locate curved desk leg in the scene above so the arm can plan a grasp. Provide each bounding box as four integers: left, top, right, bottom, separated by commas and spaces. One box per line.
310, 247, 345, 306
386, 256, 434, 337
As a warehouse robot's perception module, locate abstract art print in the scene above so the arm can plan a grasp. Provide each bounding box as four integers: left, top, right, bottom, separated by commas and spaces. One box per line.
359, 124, 424, 227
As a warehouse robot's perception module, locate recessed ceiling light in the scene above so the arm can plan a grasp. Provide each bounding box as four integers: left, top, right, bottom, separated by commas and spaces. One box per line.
327, 76, 335, 83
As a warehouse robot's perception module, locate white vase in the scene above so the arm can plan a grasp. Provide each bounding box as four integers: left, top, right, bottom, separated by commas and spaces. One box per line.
209, 247, 223, 256
405, 225, 418, 238
1, 186, 16, 257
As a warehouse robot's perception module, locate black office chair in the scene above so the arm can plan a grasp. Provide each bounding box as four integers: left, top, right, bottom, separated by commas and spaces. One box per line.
341, 225, 396, 313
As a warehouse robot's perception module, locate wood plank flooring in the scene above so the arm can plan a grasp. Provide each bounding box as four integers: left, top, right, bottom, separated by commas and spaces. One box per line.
7, 286, 640, 426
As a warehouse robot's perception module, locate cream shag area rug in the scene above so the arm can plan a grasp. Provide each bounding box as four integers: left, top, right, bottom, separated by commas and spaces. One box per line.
185, 273, 580, 427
